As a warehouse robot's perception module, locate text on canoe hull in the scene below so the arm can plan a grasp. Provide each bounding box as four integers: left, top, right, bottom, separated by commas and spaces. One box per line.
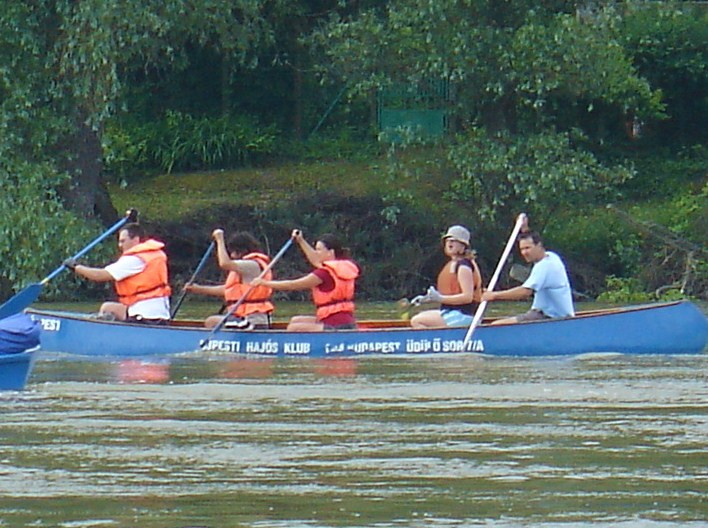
201, 338, 484, 355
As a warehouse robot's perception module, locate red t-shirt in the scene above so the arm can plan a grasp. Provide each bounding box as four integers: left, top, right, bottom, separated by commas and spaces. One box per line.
312, 268, 355, 326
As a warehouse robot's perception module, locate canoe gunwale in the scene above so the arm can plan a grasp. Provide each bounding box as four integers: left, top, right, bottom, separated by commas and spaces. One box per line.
27, 300, 689, 333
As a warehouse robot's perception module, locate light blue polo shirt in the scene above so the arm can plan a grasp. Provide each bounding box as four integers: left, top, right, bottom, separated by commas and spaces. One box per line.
522, 251, 575, 318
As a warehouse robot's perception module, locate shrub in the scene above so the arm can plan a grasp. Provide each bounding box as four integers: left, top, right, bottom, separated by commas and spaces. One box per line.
277, 126, 380, 162
597, 276, 653, 304
619, 144, 708, 200
0, 159, 113, 301
103, 112, 278, 178
101, 123, 150, 184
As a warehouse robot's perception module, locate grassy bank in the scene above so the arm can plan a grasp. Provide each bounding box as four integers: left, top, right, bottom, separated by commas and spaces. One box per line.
107, 154, 706, 302
109, 160, 389, 222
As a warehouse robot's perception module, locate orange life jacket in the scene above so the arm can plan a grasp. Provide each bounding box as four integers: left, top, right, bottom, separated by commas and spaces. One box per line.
312, 259, 360, 321
437, 258, 482, 303
115, 239, 172, 307
223, 252, 274, 316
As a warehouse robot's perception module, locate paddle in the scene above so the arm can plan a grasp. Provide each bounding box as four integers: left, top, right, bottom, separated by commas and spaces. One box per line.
200, 236, 294, 346
396, 293, 429, 320
0, 209, 138, 320
509, 262, 531, 283
461, 213, 527, 350
170, 241, 216, 319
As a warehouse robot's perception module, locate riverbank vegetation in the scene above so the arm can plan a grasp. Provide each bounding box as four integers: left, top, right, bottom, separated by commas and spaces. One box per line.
1, 1, 705, 303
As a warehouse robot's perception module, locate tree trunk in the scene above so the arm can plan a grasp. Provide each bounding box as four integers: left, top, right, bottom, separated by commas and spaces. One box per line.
481, 94, 516, 134
292, 53, 304, 139
58, 117, 118, 227
221, 53, 231, 116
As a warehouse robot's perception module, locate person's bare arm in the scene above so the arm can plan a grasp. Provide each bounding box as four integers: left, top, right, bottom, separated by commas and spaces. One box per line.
212, 229, 233, 270
254, 272, 322, 291
482, 286, 533, 302
184, 283, 225, 297
74, 265, 114, 282
293, 230, 322, 268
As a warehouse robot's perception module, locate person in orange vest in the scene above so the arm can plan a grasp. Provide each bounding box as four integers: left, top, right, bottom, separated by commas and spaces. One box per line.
410, 225, 483, 328
184, 229, 274, 329
252, 229, 360, 331
64, 223, 171, 323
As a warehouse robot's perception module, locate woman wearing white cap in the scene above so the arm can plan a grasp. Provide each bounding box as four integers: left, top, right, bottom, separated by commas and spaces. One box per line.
411, 225, 483, 329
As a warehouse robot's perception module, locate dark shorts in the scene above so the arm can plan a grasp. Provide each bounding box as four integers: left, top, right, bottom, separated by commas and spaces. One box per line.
323, 323, 357, 331
515, 309, 551, 323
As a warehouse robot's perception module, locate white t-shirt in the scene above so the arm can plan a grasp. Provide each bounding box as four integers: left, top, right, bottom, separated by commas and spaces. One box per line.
104, 255, 171, 319
522, 251, 575, 318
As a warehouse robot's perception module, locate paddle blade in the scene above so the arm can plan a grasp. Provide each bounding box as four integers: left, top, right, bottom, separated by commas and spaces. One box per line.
509, 263, 531, 283
0, 283, 43, 320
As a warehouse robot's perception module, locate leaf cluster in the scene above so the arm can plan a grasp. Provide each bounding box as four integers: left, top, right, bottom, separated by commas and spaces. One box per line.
308, 0, 663, 126
0, 159, 104, 299
446, 127, 634, 223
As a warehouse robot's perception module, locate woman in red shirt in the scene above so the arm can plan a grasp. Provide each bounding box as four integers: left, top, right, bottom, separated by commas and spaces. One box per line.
253, 230, 360, 331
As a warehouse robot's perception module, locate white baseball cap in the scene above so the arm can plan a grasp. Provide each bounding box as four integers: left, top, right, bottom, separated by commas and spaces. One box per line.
442, 225, 470, 246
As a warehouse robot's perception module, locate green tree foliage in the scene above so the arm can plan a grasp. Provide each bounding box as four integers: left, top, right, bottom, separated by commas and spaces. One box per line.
114, 0, 380, 145
0, 3, 81, 297
620, 1, 707, 143
0, 159, 98, 300
0, 0, 271, 296
308, 0, 664, 228
53, 0, 270, 126
447, 127, 633, 222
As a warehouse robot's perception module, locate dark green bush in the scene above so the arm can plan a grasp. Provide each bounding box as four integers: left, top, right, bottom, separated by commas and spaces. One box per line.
277, 126, 381, 162
619, 144, 708, 200
596, 276, 653, 304
621, 3, 708, 145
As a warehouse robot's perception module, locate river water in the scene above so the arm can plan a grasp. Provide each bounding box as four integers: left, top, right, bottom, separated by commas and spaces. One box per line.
1, 350, 706, 527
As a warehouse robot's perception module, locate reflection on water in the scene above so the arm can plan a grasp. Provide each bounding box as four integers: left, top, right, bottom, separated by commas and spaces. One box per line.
220, 358, 276, 380
115, 359, 171, 384
312, 358, 358, 378
69, 357, 361, 384
0, 352, 706, 527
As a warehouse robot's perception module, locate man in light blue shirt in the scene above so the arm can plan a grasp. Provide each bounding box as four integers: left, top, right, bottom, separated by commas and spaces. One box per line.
482, 231, 575, 324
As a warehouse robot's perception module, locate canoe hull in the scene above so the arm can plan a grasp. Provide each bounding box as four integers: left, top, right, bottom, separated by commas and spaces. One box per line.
0, 347, 38, 390
28, 301, 708, 358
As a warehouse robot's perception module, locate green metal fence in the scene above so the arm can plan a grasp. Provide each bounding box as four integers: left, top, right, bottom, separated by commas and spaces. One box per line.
377, 80, 449, 141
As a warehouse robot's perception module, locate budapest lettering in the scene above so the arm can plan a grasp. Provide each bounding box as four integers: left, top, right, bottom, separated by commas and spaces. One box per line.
202, 337, 484, 355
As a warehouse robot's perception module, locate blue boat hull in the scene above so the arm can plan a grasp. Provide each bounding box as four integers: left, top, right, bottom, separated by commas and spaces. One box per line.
0, 347, 38, 390
27, 301, 707, 358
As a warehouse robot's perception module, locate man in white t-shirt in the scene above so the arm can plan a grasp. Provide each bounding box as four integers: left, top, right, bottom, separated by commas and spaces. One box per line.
482, 230, 575, 325
64, 223, 171, 323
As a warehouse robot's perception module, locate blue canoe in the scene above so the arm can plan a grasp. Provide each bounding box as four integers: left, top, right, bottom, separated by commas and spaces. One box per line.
26, 301, 707, 358
0, 313, 41, 390
0, 347, 39, 390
